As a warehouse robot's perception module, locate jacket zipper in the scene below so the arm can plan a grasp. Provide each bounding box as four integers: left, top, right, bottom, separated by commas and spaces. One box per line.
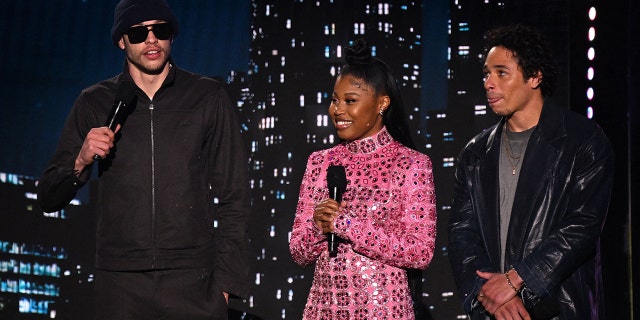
149, 101, 156, 268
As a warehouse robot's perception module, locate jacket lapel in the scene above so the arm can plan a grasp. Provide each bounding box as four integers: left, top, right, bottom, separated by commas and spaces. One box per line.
506, 101, 566, 265
475, 123, 503, 267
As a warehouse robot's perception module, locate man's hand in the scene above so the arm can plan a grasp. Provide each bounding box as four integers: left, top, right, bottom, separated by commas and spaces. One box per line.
74, 125, 120, 174
493, 296, 531, 320
476, 269, 522, 314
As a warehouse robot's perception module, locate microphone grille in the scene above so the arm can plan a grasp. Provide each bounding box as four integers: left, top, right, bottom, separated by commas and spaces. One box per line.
327, 165, 347, 189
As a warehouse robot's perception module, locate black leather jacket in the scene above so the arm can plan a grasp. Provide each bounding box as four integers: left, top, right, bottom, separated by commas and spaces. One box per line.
448, 100, 614, 319
37, 62, 251, 298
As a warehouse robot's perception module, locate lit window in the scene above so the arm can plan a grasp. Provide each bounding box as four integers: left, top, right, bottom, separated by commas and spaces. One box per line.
587, 67, 594, 80
589, 7, 597, 20
587, 47, 595, 60
587, 106, 594, 119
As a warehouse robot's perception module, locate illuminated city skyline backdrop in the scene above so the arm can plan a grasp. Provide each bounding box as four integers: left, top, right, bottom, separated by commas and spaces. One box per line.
1, 0, 635, 319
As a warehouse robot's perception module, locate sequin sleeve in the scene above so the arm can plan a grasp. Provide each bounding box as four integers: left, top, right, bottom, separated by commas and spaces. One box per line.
289, 151, 329, 266
334, 150, 437, 270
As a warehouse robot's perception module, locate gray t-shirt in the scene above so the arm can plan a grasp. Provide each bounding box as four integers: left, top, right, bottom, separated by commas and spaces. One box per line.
499, 124, 535, 271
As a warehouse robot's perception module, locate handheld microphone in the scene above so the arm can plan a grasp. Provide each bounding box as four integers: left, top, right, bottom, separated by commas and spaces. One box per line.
326, 165, 347, 257
94, 81, 136, 160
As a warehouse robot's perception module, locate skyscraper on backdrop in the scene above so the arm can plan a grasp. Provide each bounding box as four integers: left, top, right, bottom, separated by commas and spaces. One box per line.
0, 173, 94, 319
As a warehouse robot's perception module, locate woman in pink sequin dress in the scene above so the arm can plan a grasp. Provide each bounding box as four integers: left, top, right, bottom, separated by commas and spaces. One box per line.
290, 39, 437, 320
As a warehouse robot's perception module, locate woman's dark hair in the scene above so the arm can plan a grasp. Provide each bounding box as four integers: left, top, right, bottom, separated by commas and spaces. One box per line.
483, 25, 558, 97
340, 39, 415, 149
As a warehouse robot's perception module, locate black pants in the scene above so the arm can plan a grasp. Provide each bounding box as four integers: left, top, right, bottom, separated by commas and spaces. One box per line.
94, 268, 228, 320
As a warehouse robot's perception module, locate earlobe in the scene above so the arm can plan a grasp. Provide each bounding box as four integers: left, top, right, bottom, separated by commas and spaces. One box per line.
379, 96, 390, 110
118, 38, 125, 50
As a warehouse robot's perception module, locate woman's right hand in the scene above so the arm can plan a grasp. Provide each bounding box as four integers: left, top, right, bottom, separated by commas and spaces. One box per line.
313, 198, 340, 234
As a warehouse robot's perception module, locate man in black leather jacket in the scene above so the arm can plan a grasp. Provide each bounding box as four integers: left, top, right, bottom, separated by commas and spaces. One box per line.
36, 0, 250, 319
448, 25, 614, 320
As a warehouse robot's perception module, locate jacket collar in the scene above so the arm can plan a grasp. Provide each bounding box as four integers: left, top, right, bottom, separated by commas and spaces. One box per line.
532, 98, 567, 146
482, 98, 566, 155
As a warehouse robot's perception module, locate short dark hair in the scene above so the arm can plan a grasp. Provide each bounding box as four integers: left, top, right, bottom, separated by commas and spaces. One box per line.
340, 39, 415, 149
483, 25, 557, 97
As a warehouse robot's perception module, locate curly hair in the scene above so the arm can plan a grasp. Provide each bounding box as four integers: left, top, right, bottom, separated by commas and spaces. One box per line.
483, 25, 558, 97
340, 39, 415, 149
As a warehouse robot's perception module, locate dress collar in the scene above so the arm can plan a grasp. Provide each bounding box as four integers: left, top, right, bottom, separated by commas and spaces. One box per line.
343, 127, 394, 154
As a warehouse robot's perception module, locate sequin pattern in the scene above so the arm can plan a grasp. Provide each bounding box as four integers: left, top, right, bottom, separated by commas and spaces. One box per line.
290, 128, 437, 320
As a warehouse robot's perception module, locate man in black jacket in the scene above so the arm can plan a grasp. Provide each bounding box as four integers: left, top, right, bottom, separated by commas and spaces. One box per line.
448, 25, 613, 319
37, 0, 250, 319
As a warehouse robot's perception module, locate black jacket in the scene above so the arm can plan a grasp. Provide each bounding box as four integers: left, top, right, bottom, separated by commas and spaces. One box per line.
448, 100, 614, 319
37, 62, 251, 298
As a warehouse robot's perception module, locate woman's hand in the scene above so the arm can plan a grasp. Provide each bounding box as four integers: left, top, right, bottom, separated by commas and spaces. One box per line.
313, 198, 341, 234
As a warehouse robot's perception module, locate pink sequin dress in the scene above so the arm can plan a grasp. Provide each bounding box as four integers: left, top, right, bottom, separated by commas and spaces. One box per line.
290, 127, 437, 320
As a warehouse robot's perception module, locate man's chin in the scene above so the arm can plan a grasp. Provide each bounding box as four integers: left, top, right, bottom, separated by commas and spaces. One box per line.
490, 105, 511, 118
128, 58, 168, 75
140, 63, 167, 75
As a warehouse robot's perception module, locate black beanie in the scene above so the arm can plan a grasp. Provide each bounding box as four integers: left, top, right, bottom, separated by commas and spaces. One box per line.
111, 0, 179, 46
